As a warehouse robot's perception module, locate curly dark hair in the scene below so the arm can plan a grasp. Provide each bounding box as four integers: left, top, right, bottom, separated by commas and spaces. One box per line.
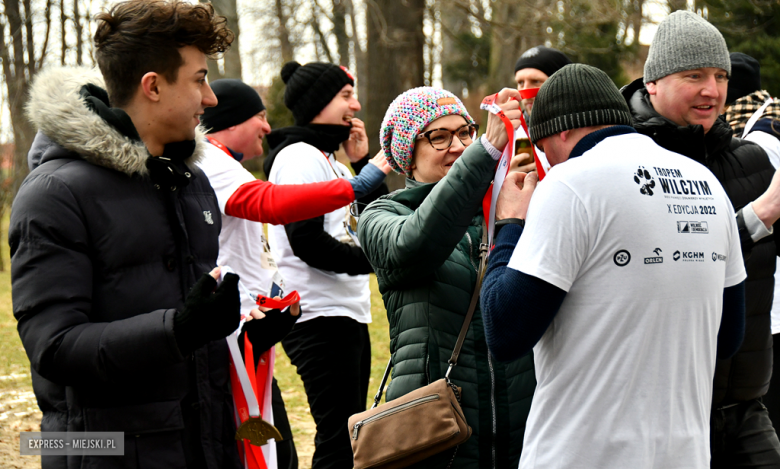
94, 0, 234, 107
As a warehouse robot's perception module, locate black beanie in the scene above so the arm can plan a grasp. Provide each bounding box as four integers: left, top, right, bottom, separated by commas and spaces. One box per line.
529, 64, 632, 143
514, 46, 572, 77
201, 79, 265, 133
281, 61, 355, 125
727, 52, 762, 106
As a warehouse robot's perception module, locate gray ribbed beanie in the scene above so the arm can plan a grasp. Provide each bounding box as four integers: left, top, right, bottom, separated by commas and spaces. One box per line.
528, 64, 632, 143
644, 11, 730, 84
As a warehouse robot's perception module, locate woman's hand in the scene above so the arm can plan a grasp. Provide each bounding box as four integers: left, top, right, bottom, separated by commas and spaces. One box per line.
484, 88, 523, 151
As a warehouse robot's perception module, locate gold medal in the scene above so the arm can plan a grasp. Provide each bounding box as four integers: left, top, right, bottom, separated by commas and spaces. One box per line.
235, 416, 283, 447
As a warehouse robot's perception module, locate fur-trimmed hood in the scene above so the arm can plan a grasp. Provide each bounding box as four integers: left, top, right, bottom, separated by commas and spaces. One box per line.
26, 66, 207, 176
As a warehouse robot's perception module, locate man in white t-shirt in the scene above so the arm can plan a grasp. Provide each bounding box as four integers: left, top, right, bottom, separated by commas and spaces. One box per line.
510, 46, 572, 174
481, 64, 747, 468
263, 61, 380, 469
198, 79, 390, 469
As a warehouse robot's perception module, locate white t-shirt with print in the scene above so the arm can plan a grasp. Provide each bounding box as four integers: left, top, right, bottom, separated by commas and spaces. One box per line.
197, 142, 286, 316
267, 142, 371, 324
508, 132, 746, 469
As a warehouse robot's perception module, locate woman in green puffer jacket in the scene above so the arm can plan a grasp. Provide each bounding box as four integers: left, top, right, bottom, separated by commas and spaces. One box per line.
357, 87, 536, 468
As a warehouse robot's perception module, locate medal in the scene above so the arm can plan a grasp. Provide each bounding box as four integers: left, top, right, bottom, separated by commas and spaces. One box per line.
226, 333, 280, 446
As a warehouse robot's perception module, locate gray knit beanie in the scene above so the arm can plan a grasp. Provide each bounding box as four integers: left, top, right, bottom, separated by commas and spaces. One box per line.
529, 64, 632, 143
644, 11, 730, 84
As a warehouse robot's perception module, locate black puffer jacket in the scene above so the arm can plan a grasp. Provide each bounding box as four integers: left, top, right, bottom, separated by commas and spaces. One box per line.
623, 78, 780, 406
10, 66, 240, 469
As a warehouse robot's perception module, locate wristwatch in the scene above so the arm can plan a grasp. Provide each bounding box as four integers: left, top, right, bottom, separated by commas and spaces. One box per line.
494, 218, 525, 237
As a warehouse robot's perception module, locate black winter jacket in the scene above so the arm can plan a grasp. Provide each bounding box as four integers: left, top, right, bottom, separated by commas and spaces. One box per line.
9, 66, 240, 469
623, 78, 780, 406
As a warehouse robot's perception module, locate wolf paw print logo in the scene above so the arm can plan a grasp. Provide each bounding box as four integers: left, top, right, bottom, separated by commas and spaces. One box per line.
634, 166, 655, 196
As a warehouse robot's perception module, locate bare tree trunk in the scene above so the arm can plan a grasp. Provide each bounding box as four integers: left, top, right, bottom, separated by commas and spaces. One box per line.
310, 9, 335, 63
332, 0, 349, 65
38, 0, 53, 70
366, 0, 425, 190
74, 0, 83, 65
201, 0, 243, 79
60, 0, 67, 65
667, 0, 687, 12
1, 0, 40, 197
486, 0, 528, 95
275, 0, 294, 63
630, 0, 644, 43
345, 0, 366, 103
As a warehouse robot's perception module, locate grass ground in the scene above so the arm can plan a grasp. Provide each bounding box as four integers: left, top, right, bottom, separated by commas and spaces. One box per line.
0, 211, 390, 469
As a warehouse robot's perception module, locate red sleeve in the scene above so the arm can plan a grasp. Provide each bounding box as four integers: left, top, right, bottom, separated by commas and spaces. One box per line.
224, 179, 356, 225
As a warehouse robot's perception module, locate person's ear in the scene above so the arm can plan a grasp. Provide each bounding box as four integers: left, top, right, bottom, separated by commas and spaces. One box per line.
140, 72, 162, 102
646, 81, 658, 96
559, 130, 570, 143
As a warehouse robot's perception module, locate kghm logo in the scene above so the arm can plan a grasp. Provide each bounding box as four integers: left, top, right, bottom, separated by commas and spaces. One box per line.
644, 248, 663, 264
634, 166, 655, 196
673, 250, 681, 261
683, 252, 704, 259
613, 249, 631, 267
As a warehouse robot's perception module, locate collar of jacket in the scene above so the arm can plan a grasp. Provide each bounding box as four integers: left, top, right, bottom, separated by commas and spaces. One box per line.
26, 66, 207, 177
568, 125, 636, 160
382, 176, 437, 211
621, 77, 732, 165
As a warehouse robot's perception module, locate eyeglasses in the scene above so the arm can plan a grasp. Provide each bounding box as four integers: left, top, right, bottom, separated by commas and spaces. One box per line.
416, 124, 479, 150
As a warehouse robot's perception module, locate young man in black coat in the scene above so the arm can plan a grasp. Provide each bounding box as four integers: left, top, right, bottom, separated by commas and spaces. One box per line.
621, 10, 780, 468
9, 2, 247, 468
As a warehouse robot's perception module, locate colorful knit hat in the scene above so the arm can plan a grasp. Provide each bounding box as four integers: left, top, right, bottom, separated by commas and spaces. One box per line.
381, 87, 474, 177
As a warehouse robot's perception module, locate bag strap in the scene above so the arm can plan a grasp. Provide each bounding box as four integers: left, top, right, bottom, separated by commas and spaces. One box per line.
445, 224, 489, 380
370, 357, 393, 409
370, 223, 489, 409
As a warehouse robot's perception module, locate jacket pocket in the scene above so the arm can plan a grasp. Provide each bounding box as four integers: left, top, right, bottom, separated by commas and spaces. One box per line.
82, 401, 187, 469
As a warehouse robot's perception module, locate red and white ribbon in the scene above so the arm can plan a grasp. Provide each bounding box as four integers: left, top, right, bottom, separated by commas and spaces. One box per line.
480, 93, 516, 248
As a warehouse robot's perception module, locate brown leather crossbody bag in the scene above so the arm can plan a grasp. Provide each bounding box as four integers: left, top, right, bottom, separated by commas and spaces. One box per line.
348, 228, 488, 469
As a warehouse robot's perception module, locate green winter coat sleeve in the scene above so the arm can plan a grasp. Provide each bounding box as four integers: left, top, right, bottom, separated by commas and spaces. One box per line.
358, 138, 496, 290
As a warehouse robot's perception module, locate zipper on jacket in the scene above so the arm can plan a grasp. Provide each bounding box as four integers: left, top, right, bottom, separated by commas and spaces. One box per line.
352, 394, 440, 440
487, 352, 497, 468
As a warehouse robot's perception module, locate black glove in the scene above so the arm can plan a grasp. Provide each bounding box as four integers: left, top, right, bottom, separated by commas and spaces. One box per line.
174, 272, 241, 355
241, 308, 300, 355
